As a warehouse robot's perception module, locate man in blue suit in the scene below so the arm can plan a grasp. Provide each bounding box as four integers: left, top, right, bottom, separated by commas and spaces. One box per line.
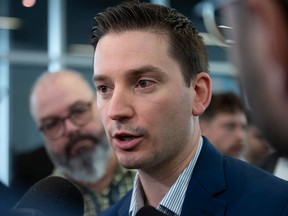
91, 1, 288, 215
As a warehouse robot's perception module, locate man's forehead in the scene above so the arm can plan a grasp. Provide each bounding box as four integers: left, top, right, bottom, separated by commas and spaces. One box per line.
34, 86, 92, 119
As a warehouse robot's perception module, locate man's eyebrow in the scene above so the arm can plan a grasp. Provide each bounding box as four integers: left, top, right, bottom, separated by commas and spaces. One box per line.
128, 65, 165, 75
40, 116, 58, 123
93, 65, 166, 82
92, 74, 108, 83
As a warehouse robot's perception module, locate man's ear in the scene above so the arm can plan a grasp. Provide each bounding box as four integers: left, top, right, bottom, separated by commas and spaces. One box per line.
191, 72, 212, 116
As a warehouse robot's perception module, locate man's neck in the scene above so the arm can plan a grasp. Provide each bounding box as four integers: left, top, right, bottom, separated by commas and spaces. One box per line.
138, 137, 200, 207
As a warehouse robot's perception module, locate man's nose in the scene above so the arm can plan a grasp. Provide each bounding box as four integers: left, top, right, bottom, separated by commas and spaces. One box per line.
236, 126, 247, 141
107, 88, 134, 121
63, 118, 80, 135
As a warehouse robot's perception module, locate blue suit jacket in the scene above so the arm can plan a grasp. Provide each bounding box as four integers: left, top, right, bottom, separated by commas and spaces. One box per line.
101, 137, 288, 216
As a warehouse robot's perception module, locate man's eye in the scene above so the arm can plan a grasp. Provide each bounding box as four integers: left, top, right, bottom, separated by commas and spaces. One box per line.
44, 120, 60, 130
136, 80, 154, 88
224, 124, 236, 131
96, 85, 108, 94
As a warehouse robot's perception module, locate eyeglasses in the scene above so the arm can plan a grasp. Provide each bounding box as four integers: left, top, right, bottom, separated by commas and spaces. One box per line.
39, 101, 93, 140
201, 0, 240, 47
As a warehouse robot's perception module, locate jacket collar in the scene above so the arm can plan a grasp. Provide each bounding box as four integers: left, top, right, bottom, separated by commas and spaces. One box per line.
181, 136, 227, 216
116, 137, 228, 216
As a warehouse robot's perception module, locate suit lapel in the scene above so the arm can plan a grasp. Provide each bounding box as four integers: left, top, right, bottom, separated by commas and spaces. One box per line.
117, 191, 132, 216
115, 137, 228, 216
181, 137, 227, 216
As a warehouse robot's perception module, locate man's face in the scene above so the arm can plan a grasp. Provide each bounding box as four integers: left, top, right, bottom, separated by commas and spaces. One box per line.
32, 76, 109, 184
224, 1, 288, 152
201, 112, 247, 158
246, 125, 271, 158
93, 30, 198, 172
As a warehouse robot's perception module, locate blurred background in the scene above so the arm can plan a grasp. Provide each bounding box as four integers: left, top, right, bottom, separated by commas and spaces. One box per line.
0, 0, 240, 186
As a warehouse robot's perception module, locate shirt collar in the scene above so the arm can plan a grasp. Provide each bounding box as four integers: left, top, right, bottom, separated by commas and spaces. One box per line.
129, 137, 203, 216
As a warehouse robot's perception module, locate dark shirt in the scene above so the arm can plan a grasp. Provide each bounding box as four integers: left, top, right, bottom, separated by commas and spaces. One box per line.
11, 146, 54, 199
0, 181, 14, 215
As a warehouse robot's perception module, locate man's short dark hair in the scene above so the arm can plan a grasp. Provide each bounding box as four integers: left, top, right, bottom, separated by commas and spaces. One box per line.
91, 0, 208, 86
200, 92, 245, 121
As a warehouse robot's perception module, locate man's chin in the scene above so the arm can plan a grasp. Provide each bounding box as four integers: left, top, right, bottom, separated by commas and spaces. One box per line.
118, 159, 141, 170
61, 155, 108, 184
65, 170, 104, 185
50, 139, 110, 184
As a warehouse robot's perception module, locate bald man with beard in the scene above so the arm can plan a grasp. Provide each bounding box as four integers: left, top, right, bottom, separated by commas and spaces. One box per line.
29, 69, 135, 216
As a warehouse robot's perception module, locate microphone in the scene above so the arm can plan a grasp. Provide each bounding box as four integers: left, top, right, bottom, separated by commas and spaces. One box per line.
10, 176, 84, 216
136, 206, 168, 216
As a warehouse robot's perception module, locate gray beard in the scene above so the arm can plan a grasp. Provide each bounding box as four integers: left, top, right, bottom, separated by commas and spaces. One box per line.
48, 136, 110, 184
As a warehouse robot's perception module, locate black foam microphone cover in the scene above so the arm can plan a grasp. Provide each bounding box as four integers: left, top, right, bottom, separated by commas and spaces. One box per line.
136, 206, 168, 216
11, 176, 84, 216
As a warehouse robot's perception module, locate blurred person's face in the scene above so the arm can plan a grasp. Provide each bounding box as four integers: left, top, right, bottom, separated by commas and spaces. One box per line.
246, 125, 271, 160
201, 111, 247, 158
223, 0, 288, 153
93, 31, 211, 173
31, 75, 110, 184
